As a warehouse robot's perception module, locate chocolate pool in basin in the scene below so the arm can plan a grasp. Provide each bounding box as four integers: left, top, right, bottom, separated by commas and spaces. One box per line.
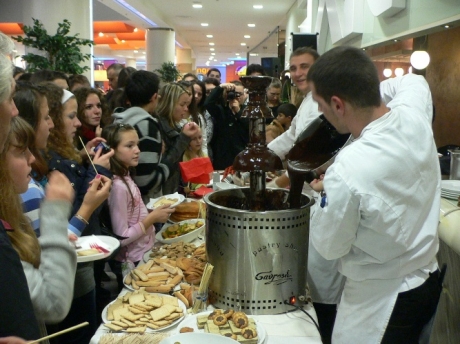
204, 76, 347, 315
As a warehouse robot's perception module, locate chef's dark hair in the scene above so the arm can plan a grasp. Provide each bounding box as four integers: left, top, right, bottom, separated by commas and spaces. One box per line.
307, 46, 381, 109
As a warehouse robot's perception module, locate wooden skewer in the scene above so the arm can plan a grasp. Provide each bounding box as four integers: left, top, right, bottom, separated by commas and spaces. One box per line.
78, 136, 104, 186
28, 322, 89, 343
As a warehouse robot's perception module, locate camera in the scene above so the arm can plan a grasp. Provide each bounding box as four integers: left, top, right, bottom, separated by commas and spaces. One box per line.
227, 91, 242, 100
94, 142, 111, 154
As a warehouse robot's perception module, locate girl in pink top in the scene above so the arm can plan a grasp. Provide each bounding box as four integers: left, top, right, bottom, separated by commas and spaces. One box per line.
102, 123, 174, 290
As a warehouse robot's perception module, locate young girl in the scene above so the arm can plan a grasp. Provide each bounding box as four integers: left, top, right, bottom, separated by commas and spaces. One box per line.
1, 117, 76, 340
182, 127, 209, 194
102, 123, 175, 291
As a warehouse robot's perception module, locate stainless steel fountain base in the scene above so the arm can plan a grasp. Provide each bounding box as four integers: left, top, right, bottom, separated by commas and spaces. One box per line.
204, 188, 314, 315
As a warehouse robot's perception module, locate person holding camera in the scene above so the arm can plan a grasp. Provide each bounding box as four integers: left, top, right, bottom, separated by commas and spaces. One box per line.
204, 81, 249, 170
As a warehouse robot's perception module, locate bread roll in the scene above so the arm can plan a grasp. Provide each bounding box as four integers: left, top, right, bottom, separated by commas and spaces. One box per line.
170, 201, 205, 222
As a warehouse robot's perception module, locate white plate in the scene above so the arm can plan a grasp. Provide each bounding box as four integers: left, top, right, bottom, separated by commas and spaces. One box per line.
146, 193, 185, 210
102, 292, 187, 333
442, 192, 460, 200
160, 333, 238, 344
441, 180, 460, 193
214, 182, 239, 191
123, 270, 181, 292
76, 235, 120, 263
174, 311, 266, 344
156, 219, 205, 244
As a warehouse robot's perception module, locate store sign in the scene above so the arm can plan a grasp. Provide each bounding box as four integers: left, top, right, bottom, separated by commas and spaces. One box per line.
315, 0, 406, 45
196, 67, 209, 75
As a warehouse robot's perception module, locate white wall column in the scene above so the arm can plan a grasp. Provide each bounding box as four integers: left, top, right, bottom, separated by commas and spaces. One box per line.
126, 58, 137, 68
22, 0, 93, 83
146, 28, 175, 72
176, 48, 193, 74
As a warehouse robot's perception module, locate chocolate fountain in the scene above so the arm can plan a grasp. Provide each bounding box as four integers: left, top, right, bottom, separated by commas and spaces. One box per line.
204, 76, 314, 315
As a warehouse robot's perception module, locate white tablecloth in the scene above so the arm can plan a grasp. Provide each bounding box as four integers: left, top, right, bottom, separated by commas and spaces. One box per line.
90, 296, 322, 344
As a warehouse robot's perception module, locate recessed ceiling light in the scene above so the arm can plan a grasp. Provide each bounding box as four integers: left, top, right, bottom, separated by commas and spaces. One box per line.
121, 40, 126, 43
444, 25, 451, 28
209, 42, 215, 46
210, 48, 215, 51
253, 5, 263, 9
240, 43, 246, 46
134, 50, 138, 53
209, 57, 213, 60
193, 3, 202, 8
248, 24, 256, 27
201, 23, 209, 27
143, 52, 146, 54
244, 35, 250, 39
211, 53, 215, 55
236, 53, 240, 56
98, 32, 104, 37
206, 34, 213, 38
133, 27, 138, 32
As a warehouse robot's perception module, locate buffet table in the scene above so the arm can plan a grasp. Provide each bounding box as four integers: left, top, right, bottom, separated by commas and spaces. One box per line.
90, 293, 322, 344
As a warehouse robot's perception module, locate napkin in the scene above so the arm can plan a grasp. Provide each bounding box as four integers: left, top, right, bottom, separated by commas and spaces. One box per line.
180, 157, 213, 184
191, 185, 214, 197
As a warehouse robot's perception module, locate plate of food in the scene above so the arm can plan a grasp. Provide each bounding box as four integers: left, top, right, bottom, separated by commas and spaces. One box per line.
146, 193, 185, 210
175, 310, 266, 344
160, 333, 238, 344
156, 219, 205, 244
102, 290, 187, 333
75, 235, 120, 263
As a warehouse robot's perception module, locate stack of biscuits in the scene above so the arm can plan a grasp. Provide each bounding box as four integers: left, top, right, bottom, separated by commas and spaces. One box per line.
194, 309, 258, 344
104, 290, 184, 333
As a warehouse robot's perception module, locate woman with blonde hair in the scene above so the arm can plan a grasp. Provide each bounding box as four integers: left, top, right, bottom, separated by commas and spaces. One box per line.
156, 82, 199, 195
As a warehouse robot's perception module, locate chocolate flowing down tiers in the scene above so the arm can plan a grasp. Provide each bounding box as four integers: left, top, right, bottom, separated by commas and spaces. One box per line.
170, 201, 206, 222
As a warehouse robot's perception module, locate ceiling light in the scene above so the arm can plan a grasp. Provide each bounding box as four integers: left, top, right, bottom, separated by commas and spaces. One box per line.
383, 68, 392, 78
98, 32, 104, 37
444, 25, 451, 29
248, 24, 256, 27
121, 40, 126, 43
206, 35, 213, 38
133, 27, 138, 32
394, 67, 404, 77
410, 50, 430, 69
134, 50, 138, 53
210, 48, 215, 51
253, 5, 263, 9
249, 53, 258, 56
143, 52, 146, 54
209, 57, 213, 60
209, 42, 215, 46
235, 53, 240, 56
211, 53, 215, 55
240, 43, 246, 46
244, 35, 250, 39
192, 3, 203, 8
201, 23, 208, 27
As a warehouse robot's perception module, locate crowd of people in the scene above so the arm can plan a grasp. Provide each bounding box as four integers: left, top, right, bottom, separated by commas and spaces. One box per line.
0, 28, 443, 344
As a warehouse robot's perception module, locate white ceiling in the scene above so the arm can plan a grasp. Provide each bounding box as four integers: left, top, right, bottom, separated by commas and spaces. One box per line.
94, 0, 297, 67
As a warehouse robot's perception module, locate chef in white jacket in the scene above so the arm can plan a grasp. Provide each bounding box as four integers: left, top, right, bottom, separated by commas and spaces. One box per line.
267, 47, 345, 343
307, 46, 441, 343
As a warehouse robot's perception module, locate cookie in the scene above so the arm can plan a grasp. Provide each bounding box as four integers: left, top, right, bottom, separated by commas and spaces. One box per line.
180, 326, 194, 333
223, 332, 237, 340
232, 311, 246, 323
223, 309, 234, 319
234, 314, 249, 329
242, 327, 258, 339
213, 314, 228, 326
208, 310, 222, 320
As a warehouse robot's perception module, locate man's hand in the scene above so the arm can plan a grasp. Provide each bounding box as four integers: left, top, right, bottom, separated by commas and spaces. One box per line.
309, 174, 325, 192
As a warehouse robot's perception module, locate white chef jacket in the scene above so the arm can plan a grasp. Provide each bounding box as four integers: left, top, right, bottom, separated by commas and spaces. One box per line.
311, 74, 440, 343
268, 91, 322, 160
268, 92, 345, 304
